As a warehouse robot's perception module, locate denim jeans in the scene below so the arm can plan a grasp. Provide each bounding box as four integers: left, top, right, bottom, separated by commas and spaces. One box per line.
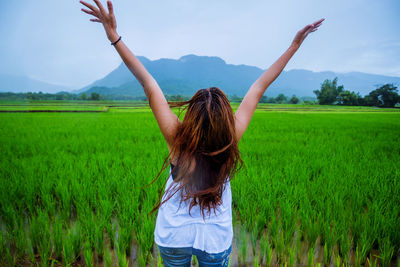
158, 244, 232, 267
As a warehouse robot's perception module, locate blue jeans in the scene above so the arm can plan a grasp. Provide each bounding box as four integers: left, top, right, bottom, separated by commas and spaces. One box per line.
158, 244, 232, 267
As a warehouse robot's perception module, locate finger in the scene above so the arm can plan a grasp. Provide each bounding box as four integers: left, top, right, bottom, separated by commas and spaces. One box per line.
107, 0, 114, 16
310, 28, 318, 32
300, 24, 313, 34
81, 8, 98, 17
313, 21, 324, 28
80, 1, 98, 13
312, 18, 325, 25
90, 18, 102, 23
93, 0, 107, 14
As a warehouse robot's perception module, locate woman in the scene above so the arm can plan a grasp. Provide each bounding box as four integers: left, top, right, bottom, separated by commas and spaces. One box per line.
80, 1, 324, 266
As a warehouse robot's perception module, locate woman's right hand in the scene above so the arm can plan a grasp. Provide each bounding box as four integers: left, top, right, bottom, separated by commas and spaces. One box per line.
80, 0, 119, 43
291, 18, 325, 49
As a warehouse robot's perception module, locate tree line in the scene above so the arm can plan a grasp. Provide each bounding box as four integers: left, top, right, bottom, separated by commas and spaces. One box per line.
1, 77, 398, 107
0, 91, 145, 101
313, 77, 399, 107
0, 91, 103, 101
229, 94, 316, 104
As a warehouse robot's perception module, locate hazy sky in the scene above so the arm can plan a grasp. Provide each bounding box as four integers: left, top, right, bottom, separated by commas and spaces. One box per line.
0, 0, 399, 89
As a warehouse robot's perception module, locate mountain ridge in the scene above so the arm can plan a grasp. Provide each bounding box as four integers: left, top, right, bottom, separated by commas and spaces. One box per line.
1, 54, 399, 97
75, 55, 400, 97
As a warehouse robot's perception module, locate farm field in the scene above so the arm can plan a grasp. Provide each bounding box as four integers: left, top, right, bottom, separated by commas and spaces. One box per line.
1, 100, 399, 113
0, 100, 399, 266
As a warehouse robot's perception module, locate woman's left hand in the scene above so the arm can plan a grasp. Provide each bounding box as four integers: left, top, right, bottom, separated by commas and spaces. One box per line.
80, 0, 119, 43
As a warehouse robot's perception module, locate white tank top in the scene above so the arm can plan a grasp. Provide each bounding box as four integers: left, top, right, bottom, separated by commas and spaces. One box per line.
154, 166, 233, 254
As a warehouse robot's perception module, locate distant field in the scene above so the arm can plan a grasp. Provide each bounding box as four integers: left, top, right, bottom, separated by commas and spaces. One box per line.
0, 101, 399, 266
0, 100, 399, 113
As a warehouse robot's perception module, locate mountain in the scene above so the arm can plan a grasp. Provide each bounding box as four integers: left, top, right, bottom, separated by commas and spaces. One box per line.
75, 54, 400, 97
2, 55, 399, 97
74, 54, 263, 96
0, 74, 71, 94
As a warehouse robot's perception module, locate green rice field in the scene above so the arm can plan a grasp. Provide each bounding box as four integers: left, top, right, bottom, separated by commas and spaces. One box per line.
0, 100, 399, 266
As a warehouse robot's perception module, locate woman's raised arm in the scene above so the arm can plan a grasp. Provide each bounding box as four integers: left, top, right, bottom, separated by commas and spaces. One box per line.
234, 18, 324, 141
80, 0, 180, 149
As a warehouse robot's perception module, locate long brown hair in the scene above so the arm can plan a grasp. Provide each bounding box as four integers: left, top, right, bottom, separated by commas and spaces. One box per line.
147, 87, 243, 219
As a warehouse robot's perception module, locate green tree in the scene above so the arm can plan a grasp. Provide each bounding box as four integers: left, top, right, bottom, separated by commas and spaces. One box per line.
229, 94, 243, 102
90, 92, 100, 101
55, 94, 64, 100
378, 84, 399, 107
364, 84, 399, 107
275, 93, 287, 104
167, 94, 189, 101
337, 90, 361, 106
81, 93, 87, 100
260, 95, 268, 103
313, 77, 344, 105
289, 95, 299, 104
173, 95, 184, 101
27, 92, 39, 100
260, 96, 276, 103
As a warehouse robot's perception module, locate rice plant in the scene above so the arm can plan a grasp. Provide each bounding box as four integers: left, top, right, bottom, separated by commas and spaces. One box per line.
0, 102, 399, 265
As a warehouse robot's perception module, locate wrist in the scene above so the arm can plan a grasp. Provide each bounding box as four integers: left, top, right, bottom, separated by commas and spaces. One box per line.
107, 31, 119, 43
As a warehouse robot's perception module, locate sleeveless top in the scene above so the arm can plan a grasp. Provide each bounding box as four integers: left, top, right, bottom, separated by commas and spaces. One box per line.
154, 164, 233, 254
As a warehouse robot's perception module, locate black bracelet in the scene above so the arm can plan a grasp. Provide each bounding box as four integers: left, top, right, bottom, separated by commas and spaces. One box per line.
111, 36, 122, 46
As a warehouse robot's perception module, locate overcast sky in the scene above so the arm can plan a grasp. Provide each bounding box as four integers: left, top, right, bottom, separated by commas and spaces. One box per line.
0, 0, 399, 89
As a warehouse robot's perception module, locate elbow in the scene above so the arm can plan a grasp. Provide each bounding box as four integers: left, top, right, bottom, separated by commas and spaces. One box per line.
142, 80, 157, 102
251, 83, 269, 100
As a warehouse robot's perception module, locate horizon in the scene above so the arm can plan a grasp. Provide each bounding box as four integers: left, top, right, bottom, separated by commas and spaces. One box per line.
5, 53, 400, 92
